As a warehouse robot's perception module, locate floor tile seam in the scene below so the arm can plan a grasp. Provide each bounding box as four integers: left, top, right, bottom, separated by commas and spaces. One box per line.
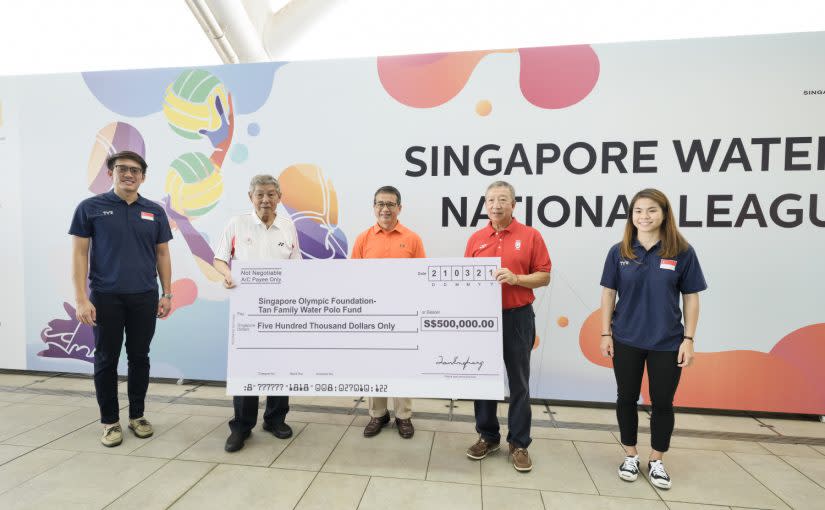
355, 476, 373, 510
290, 469, 323, 510
170, 419, 230, 463
6, 411, 99, 448
267, 422, 307, 468
722, 450, 796, 509
366, 473, 480, 487
423, 426, 438, 480
163, 461, 220, 509
0, 445, 35, 467
570, 439, 628, 500
128, 415, 214, 457
316, 424, 377, 475
774, 454, 825, 491
100, 457, 174, 509
0, 448, 81, 496
0, 407, 85, 446
7, 385, 823, 442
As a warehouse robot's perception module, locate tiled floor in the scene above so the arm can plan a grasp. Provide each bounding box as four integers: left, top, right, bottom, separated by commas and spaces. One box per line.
0, 372, 824, 509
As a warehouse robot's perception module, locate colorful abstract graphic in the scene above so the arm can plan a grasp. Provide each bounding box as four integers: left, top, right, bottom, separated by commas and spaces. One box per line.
39, 279, 198, 362
279, 164, 348, 259
164, 152, 224, 218
377, 45, 600, 110
82, 62, 284, 117
163, 69, 230, 141
86, 122, 145, 194
579, 310, 825, 414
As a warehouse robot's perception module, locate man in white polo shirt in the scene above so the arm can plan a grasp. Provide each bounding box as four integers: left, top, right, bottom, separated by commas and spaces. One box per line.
213, 174, 302, 452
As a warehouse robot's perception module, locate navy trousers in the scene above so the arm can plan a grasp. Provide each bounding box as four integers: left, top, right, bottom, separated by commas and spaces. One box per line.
91, 290, 158, 424
474, 304, 535, 448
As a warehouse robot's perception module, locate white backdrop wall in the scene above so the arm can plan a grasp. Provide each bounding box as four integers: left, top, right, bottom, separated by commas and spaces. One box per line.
1, 31, 823, 413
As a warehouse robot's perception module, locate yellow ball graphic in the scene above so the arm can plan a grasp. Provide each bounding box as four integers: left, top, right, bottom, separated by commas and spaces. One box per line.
164, 153, 223, 217
163, 69, 229, 140
475, 99, 492, 116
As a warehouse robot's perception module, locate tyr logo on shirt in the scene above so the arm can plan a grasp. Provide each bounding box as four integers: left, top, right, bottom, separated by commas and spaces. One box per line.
101, 210, 114, 216
514, 240, 522, 250
620, 260, 630, 266
140, 211, 154, 221
479, 243, 488, 250
660, 259, 677, 271
278, 242, 285, 247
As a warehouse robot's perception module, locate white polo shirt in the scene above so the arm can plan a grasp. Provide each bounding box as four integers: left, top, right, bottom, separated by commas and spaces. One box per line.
214, 211, 301, 262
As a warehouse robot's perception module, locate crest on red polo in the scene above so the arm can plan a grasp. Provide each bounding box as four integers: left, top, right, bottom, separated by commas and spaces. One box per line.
660, 259, 677, 271
140, 211, 155, 221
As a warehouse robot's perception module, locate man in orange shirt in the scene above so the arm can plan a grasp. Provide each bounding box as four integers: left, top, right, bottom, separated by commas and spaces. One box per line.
351, 185, 426, 438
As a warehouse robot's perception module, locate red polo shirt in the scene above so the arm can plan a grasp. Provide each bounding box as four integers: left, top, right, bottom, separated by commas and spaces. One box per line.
465, 219, 551, 309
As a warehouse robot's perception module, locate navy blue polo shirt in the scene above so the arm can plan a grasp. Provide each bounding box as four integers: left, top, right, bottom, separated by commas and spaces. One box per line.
600, 240, 707, 351
69, 191, 173, 294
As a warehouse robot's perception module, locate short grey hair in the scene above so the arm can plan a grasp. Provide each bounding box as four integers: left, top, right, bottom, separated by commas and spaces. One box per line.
248, 174, 281, 195
486, 180, 516, 203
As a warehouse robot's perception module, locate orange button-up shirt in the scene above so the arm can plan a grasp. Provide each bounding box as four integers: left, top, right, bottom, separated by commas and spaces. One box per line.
350, 222, 426, 259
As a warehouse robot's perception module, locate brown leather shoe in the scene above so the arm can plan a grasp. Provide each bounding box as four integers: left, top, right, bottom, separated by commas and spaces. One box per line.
363, 412, 390, 437
509, 443, 532, 472
395, 418, 414, 438
466, 436, 500, 460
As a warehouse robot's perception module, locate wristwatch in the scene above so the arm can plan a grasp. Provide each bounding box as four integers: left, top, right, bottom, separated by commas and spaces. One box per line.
161, 293, 173, 299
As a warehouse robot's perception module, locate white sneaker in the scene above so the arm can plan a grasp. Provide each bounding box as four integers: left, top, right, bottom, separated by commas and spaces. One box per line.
618, 455, 640, 481
101, 424, 123, 447
648, 459, 672, 489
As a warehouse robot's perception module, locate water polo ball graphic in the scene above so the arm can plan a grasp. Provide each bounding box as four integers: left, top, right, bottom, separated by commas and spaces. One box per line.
279, 164, 348, 259
165, 152, 223, 218
163, 69, 229, 140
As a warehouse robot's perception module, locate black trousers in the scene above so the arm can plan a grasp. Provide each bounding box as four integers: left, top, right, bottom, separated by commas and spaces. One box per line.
475, 304, 535, 448
613, 339, 682, 452
90, 290, 158, 424
228, 396, 290, 434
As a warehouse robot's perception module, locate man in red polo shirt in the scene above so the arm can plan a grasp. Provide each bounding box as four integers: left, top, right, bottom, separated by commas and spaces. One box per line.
464, 181, 551, 472
351, 185, 426, 439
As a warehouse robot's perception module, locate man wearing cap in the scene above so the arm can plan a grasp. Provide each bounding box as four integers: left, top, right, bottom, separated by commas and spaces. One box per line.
70, 150, 173, 447
351, 185, 426, 439
464, 180, 551, 472
214, 174, 302, 452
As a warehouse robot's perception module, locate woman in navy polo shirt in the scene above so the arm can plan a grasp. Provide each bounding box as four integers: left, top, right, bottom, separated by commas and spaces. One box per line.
600, 188, 707, 490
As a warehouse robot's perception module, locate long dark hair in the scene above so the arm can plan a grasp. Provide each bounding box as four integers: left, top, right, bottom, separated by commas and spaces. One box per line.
620, 188, 688, 260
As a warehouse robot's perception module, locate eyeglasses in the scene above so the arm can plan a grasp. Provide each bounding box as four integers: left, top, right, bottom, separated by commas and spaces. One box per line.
114, 165, 143, 175
374, 201, 398, 209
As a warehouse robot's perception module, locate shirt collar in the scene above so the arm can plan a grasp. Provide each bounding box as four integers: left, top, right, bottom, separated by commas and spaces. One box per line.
632, 238, 662, 253
484, 217, 519, 237
251, 210, 281, 228
372, 221, 406, 235
104, 190, 148, 206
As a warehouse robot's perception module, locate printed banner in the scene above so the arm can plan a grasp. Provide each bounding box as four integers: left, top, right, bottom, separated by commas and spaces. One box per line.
1, 31, 823, 413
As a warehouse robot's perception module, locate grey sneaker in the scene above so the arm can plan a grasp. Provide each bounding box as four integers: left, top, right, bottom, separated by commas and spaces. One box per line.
466, 437, 500, 460
618, 455, 640, 481
101, 424, 123, 447
128, 417, 154, 438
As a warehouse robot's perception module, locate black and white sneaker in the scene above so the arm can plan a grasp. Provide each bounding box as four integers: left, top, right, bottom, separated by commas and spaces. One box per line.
618, 455, 640, 481
648, 460, 672, 489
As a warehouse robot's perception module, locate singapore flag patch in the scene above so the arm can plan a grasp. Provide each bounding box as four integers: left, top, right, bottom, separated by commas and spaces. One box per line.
140, 211, 155, 221
660, 259, 677, 271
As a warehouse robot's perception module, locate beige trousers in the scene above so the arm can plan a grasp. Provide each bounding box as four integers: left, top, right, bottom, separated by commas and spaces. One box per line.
368, 397, 412, 419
